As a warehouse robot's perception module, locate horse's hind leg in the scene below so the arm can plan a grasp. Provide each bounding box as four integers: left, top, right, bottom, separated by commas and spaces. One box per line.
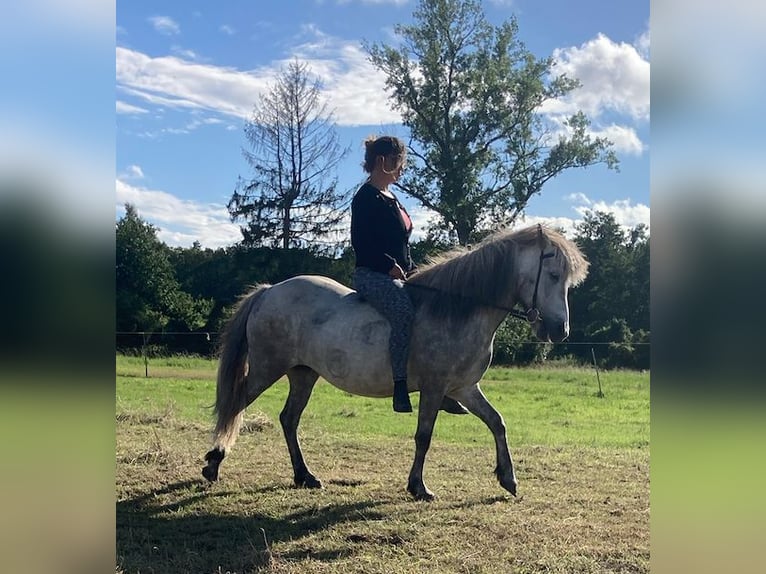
452, 384, 518, 496
202, 364, 285, 482
281, 366, 322, 488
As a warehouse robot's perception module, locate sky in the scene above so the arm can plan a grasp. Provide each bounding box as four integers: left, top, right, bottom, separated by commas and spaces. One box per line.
116, 0, 650, 248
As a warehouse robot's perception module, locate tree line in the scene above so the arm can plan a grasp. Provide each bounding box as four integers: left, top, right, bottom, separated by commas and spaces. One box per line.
116, 205, 649, 369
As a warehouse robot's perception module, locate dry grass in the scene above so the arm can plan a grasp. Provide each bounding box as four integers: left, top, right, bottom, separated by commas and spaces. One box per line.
116, 412, 649, 573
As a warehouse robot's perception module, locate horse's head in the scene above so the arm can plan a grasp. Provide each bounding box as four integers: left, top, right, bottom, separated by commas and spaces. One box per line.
516, 226, 589, 343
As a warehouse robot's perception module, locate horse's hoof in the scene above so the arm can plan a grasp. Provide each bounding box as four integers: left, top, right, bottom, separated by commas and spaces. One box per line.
407, 483, 435, 501
296, 475, 323, 489
412, 489, 435, 501
202, 465, 219, 482
496, 468, 518, 497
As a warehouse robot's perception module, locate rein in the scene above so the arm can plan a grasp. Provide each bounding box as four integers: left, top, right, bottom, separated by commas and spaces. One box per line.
407, 248, 555, 324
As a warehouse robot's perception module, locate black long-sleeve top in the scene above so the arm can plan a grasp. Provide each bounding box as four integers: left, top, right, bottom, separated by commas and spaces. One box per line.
351, 182, 413, 274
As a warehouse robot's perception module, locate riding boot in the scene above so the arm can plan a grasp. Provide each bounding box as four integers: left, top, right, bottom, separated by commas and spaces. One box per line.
393, 379, 413, 413
439, 396, 469, 415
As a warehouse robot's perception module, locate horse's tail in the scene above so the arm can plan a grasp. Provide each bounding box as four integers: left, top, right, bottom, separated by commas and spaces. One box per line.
212, 284, 270, 451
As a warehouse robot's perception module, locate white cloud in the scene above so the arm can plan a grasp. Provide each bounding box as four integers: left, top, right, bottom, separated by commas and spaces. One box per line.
520, 195, 650, 238
119, 165, 144, 180
116, 28, 400, 127
635, 28, 650, 59
116, 179, 242, 248
515, 214, 581, 238
118, 85, 211, 114
290, 36, 401, 125
572, 197, 650, 230
171, 46, 202, 61
125, 26, 659, 133
219, 24, 235, 35
590, 124, 645, 156
116, 100, 149, 114
549, 33, 650, 122
164, 116, 226, 135
148, 15, 180, 36
406, 203, 441, 241
538, 30, 650, 159
564, 192, 592, 206
116, 47, 272, 118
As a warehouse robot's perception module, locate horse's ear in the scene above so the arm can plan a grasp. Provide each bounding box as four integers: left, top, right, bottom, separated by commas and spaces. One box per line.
536, 223, 546, 247
535, 223, 553, 252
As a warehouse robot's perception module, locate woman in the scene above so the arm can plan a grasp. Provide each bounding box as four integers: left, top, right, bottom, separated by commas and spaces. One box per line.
351, 135, 466, 415
351, 135, 414, 412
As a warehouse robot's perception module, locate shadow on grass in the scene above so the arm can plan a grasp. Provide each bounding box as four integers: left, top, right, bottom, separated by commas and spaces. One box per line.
442, 492, 522, 510
117, 479, 387, 573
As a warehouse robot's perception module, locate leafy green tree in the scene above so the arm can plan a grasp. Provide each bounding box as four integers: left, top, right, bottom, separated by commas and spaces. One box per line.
166, 240, 357, 336
572, 212, 648, 332
168, 242, 233, 329
567, 211, 650, 368
571, 211, 629, 329
116, 204, 212, 332
229, 60, 351, 250
367, 0, 618, 245
626, 224, 650, 332
492, 317, 550, 366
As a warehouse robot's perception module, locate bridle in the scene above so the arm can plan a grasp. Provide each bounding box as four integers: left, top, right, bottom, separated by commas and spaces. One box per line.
507, 248, 555, 323
508, 223, 557, 323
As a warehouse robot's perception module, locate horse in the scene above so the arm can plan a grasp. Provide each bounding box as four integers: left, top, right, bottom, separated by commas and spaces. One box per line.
201, 224, 588, 500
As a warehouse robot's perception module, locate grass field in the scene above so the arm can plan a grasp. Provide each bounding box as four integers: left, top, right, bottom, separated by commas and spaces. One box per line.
116, 355, 649, 573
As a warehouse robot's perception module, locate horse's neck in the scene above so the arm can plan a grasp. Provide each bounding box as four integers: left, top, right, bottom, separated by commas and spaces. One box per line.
475, 307, 510, 337
427, 306, 508, 343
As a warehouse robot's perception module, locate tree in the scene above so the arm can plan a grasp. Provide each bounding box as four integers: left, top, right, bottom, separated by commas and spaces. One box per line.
367, 0, 618, 245
116, 204, 212, 332
229, 60, 351, 250
567, 211, 650, 368
571, 211, 648, 332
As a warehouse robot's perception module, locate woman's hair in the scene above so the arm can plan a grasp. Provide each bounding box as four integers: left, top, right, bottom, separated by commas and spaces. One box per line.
362, 135, 407, 173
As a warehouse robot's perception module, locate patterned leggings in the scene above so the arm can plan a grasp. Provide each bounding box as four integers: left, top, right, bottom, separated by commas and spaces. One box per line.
353, 267, 414, 382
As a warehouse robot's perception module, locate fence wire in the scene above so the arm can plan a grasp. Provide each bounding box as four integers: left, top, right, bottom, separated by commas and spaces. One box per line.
116, 331, 649, 345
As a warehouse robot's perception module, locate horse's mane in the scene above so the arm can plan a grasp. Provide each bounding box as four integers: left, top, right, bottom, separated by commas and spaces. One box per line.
405, 225, 588, 320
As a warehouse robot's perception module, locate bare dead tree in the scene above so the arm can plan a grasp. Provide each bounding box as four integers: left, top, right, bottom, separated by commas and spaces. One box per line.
229, 60, 351, 250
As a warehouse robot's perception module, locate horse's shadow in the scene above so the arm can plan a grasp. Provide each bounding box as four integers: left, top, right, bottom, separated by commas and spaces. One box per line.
443, 493, 521, 509
117, 479, 387, 573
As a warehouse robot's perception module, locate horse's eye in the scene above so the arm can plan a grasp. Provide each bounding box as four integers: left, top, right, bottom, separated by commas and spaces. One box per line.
549, 272, 560, 282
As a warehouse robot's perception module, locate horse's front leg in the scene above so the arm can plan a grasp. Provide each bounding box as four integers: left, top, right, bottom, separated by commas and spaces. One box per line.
407, 388, 442, 501
452, 384, 517, 496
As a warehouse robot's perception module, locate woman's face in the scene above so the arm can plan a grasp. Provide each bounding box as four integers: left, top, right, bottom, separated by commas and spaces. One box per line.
379, 153, 406, 182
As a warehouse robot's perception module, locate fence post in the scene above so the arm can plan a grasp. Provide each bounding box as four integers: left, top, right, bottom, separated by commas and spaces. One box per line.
591, 347, 604, 398
142, 332, 149, 378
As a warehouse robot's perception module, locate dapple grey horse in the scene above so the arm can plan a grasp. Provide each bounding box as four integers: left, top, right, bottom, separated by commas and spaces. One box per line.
202, 224, 588, 500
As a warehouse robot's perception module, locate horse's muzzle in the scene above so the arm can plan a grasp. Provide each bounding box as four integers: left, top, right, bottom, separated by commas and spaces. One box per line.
537, 319, 569, 343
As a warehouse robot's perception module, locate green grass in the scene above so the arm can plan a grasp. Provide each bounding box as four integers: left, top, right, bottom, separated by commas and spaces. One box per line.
116, 355, 649, 449
116, 355, 650, 574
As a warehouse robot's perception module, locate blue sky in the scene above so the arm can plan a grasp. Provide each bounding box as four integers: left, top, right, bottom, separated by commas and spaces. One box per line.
116, 0, 649, 248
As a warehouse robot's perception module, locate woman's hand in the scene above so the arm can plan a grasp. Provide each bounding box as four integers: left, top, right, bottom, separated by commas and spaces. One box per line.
388, 263, 406, 280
